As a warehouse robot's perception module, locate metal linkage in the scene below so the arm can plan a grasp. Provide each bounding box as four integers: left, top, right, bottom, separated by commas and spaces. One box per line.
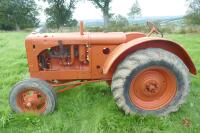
52, 80, 111, 93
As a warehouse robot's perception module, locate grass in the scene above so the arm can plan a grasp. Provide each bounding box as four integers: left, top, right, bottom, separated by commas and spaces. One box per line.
0, 32, 200, 133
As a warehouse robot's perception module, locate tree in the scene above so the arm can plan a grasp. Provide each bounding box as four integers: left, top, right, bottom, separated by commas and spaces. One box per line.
45, 0, 78, 28
88, 0, 112, 27
109, 15, 129, 28
0, 0, 39, 30
108, 15, 129, 31
185, 0, 200, 24
128, 0, 141, 19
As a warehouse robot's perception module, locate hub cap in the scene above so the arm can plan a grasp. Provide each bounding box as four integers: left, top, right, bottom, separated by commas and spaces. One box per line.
129, 67, 177, 110
16, 89, 47, 113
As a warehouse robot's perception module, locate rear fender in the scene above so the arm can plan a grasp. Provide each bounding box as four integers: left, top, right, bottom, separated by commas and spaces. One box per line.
103, 37, 197, 75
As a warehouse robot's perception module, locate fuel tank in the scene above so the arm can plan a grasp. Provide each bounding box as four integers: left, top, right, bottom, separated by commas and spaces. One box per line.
26, 32, 146, 45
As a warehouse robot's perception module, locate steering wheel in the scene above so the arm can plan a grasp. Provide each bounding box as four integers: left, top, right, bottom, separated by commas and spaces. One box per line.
147, 21, 163, 37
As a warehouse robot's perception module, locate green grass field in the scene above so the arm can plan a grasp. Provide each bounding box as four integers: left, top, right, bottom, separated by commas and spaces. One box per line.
0, 32, 200, 133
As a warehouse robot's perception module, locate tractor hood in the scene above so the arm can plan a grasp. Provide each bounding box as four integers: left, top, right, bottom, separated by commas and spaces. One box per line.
26, 32, 146, 45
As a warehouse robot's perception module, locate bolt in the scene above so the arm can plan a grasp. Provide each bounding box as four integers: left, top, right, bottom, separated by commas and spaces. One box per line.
149, 84, 156, 91
145, 81, 159, 94
26, 102, 32, 108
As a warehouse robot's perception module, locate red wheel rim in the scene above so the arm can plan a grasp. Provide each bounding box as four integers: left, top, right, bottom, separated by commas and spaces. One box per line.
16, 88, 47, 113
129, 67, 177, 110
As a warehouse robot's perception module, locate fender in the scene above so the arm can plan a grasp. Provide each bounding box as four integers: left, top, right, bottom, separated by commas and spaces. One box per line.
103, 37, 197, 75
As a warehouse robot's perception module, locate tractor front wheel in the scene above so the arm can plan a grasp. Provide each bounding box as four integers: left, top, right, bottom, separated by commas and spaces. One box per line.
9, 78, 57, 114
111, 48, 190, 116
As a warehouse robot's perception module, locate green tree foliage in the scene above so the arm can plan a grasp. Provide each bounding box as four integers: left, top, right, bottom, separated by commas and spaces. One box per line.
107, 15, 130, 31
185, 0, 200, 24
45, 0, 78, 28
109, 15, 129, 27
88, 0, 112, 27
0, 0, 39, 30
128, 0, 141, 19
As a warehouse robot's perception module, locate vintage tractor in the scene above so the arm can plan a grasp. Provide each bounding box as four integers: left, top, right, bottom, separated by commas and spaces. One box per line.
9, 22, 197, 116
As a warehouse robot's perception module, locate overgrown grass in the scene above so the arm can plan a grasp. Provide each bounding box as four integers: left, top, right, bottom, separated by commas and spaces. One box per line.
0, 32, 200, 133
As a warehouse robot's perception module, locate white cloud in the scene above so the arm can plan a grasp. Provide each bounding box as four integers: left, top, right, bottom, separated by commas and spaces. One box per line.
139, 0, 187, 16
74, 0, 187, 20
36, 0, 188, 21
73, 1, 102, 20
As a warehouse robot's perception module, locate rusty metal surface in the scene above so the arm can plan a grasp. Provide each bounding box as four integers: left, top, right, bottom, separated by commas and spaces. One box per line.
25, 32, 145, 80
16, 88, 47, 113
25, 29, 196, 84
129, 66, 177, 110
103, 37, 197, 75
53, 79, 110, 93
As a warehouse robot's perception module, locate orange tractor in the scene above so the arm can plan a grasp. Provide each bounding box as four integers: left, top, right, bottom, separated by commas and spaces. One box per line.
9, 22, 196, 116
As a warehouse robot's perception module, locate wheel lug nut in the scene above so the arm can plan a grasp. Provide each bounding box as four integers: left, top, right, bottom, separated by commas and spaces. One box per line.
26, 102, 32, 107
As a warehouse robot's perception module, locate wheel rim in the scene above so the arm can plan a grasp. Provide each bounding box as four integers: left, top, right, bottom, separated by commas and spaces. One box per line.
16, 88, 47, 113
129, 67, 177, 110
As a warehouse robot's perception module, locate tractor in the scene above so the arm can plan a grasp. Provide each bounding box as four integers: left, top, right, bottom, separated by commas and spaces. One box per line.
9, 21, 197, 116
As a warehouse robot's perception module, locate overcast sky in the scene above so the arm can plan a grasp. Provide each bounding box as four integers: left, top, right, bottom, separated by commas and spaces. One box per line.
36, 0, 188, 22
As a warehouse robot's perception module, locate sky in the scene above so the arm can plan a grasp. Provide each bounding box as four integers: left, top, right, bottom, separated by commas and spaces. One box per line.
36, 0, 188, 22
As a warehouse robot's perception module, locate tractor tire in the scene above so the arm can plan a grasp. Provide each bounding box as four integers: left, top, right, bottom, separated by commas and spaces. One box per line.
111, 48, 190, 116
9, 78, 57, 115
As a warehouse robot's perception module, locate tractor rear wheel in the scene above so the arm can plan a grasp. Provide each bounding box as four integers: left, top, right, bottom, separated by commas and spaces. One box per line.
111, 48, 190, 116
9, 78, 56, 114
